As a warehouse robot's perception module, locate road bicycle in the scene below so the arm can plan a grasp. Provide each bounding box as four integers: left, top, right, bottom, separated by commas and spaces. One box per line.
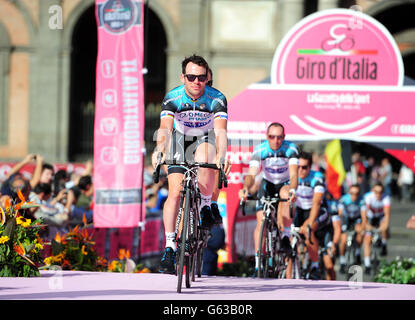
240, 194, 290, 278
370, 228, 383, 275
153, 155, 227, 293
280, 224, 311, 279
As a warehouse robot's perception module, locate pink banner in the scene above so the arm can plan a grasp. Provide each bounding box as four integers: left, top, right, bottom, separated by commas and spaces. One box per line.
227, 85, 415, 144
94, 0, 145, 228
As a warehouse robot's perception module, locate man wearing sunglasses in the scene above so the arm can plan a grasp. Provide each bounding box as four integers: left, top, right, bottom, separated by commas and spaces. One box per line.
362, 182, 390, 274
338, 184, 365, 274
293, 151, 334, 280
152, 54, 229, 274
238, 122, 299, 276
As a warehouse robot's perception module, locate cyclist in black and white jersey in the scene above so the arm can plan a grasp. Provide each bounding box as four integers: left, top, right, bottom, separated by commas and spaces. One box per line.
362, 182, 391, 274
293, 151, 335, 280
152, 55, 230, 274
238, 122, 299, 276
338, 184, 365, 273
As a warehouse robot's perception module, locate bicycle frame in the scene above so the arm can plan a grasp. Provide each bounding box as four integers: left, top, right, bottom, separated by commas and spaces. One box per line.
153, 157, 227, 293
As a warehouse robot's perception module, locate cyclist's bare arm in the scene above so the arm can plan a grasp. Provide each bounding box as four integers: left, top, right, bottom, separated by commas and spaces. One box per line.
152, 117, 173, 168
288, 163, 299, 201
214, 118, 228, 169
381, 206, 391, 231
239, 165, 259, 199
307, 191, 324, 230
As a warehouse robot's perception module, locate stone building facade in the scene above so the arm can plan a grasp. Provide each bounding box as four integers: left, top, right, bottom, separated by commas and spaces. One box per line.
0, 0, 414, 162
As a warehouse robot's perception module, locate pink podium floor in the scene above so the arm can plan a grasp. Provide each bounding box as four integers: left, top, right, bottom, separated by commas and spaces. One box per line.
1, 270, 414, 300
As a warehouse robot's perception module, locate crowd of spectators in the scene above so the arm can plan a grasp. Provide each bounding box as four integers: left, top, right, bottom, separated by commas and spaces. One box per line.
0, 154, 93, 240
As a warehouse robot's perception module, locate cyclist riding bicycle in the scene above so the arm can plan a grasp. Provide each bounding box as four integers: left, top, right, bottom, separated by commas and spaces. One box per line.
152, 54, 230, 274
338, 184, 365, 274
362, 182, 390, 274
238, 122, 299, 276
293, 151, 333, 280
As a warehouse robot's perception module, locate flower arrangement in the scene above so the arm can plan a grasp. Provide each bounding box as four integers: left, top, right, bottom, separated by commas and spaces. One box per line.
107, 249, 152, 273
42, 215, 108, 271
0, 190, 44, 277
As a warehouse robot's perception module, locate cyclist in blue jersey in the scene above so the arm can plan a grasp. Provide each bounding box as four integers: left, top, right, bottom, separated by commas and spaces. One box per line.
293, 151, 334, 280
238, 122, 299, 276
362, 182, 391, 274
338, 184, 365, 273
152, 55, 230, 274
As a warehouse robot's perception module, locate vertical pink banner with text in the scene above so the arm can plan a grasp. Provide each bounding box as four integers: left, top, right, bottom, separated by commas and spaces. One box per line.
94, 0, 145, 227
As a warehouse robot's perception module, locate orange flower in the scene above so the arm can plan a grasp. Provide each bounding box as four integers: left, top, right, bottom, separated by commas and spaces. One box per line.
4, 196, 10, 211
14, 242, 25, 256
81, 245, 88, 256
118, 248, 126, 260
54, 232, 61, 243
82, 213, 87, 226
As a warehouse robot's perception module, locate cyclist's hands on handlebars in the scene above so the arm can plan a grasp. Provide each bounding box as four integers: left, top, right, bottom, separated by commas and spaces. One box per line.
152, 151, 165, 169
238, 188, 248, 202
288, 189, 297, 203
215, 156, 232, 175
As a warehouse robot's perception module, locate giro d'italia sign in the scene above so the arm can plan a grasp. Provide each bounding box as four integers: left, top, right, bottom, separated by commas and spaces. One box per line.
225, 9, 415, 262
271, 9, 403, 86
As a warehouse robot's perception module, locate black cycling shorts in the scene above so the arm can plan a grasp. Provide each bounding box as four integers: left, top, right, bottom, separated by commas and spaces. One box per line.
293, 207, 330, 230
255, 179, 288, 211
167, 129, 216, 175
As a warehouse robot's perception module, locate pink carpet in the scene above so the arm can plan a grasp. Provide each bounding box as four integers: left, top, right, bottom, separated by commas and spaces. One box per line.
0, 270, 414, 300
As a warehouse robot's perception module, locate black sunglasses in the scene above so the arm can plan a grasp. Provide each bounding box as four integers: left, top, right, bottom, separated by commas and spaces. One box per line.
185, 74, 207, 82
299, 165, 310, 170
268, 134, 284, 140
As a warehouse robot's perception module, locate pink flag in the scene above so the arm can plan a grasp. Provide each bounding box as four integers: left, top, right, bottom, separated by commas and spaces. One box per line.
93, 0, 145, 227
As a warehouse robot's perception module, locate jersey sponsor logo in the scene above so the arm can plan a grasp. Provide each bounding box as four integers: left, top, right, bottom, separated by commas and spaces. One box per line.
265, 167, 287, 174
182, 120, 211, 128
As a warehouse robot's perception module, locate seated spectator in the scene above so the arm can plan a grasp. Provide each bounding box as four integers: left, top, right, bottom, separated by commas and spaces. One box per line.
202, 225, 226, 276
53, 169, 70, 197
64, 175, 93, 225
146, 173, 168, 213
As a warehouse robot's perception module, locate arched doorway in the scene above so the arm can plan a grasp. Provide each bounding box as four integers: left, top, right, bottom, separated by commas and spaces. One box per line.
143, 7, 167, 162
368, 1, 415, 80
68, 5, 97, 161
67, 5, 167, 162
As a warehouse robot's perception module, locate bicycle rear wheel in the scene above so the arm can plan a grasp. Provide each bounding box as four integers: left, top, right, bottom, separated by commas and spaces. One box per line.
177, 188, 191, 293
185, 256, 191, 288
258, 218, 270, 278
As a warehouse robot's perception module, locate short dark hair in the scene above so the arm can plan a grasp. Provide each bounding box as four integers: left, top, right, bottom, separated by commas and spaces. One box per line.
34, 183, 52, 196
181, 54, 209, 75
299, 151, 312, 166
78, 175, 92, 191
373, 182, 384, 191
267, 122, 285, 135
42, 163, 54, 174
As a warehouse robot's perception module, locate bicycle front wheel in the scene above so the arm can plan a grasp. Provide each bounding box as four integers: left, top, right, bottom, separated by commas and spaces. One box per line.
177, 188, 191, 293
258, 218, 270, 278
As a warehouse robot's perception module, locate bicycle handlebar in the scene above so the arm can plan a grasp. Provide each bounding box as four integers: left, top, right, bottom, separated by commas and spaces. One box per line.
239, 194, 289, 216
152, 154, 228, 189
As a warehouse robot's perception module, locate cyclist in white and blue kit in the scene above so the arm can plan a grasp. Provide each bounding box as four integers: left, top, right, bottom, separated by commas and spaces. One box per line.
338, 184, 365, 274
362, 182, 390, 274
152, 54, 230, 274
293, 151, 335, 280
238, 123, 299, 276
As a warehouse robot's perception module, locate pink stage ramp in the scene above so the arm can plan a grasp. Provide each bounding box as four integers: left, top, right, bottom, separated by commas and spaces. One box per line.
0, 270, 414, 300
